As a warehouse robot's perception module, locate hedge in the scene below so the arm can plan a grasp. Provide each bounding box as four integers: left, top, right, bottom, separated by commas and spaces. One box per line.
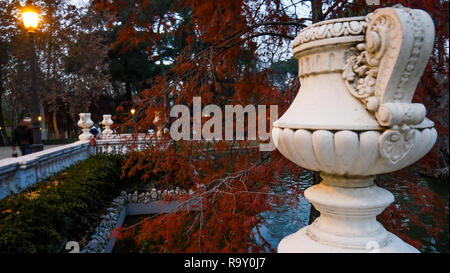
42, 138, 78, 145
0, 154, 135, 253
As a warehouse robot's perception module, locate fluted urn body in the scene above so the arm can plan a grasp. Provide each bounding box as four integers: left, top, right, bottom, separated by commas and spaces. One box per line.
273, 6, 437, 252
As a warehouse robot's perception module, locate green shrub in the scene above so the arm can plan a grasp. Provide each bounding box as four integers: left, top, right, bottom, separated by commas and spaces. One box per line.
42, 138, 78, 145
0, 154, 132, 253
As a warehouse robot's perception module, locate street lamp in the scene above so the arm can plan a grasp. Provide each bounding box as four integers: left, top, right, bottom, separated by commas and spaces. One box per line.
21, 2, 43, 153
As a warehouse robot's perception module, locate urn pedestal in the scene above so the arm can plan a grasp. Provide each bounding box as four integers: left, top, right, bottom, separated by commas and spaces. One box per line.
273, 5, 437, 253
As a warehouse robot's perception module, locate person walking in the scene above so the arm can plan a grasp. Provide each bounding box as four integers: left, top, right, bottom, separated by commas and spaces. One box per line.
11, 117, 33, 156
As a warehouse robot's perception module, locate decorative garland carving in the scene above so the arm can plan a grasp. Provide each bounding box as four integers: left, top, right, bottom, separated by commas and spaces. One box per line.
342, 13, 394, 112
292, 17, 367, 49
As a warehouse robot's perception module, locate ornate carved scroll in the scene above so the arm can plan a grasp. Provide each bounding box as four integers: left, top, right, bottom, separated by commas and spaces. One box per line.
343, 5, 435, 164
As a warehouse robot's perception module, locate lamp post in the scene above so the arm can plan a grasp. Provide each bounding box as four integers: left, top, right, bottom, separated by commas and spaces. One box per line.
130, 107, 136, 133
22, 2, 43, 153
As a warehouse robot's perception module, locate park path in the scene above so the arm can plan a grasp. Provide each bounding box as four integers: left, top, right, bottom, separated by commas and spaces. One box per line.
0, 145, 63, 160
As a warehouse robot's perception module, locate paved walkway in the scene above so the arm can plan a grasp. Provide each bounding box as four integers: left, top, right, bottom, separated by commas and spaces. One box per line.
0, 145, 63, 160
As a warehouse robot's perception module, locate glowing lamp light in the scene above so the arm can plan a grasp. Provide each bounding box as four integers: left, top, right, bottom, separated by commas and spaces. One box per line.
37, 115, 42, 122
22, 10, 39, 31
130, 108, 136, 115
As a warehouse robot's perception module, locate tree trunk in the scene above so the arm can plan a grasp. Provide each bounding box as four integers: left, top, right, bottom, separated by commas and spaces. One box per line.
311, 0, 324, 23
126, 81, 132, 101
308, 0, 324, 224
52, 111, 60, 139
0, 66, 11, 146
308, 171, 322, 224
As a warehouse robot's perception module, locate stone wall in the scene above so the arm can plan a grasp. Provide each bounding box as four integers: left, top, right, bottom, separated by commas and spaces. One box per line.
0, 141, 92, 200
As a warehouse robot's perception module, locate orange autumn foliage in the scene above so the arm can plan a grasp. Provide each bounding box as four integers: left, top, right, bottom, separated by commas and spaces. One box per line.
94, 0, 448, 252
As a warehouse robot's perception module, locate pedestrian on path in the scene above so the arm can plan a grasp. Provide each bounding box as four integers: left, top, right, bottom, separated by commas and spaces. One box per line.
11, 117, 33, 156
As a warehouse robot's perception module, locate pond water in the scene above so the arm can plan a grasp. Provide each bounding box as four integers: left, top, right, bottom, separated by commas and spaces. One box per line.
113, 170, 448, 253
251, 170, 313, 252
253, 170, 449, 253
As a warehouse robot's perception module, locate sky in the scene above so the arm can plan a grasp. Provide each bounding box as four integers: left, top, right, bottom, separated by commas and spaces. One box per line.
67, 0, 90, 8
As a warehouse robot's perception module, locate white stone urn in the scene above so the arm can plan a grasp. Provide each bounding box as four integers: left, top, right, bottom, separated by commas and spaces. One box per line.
77, 113, 94, 140
102, 114, 114, 137
273, 5, 437, 253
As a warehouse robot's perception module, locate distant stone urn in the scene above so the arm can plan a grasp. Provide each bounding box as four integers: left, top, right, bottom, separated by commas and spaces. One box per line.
78, 113, 94, 140
273, 5, 437, 252
102, 114, 114, 137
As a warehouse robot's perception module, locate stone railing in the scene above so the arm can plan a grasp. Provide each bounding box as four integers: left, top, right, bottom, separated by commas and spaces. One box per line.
0, 141, 92, 200
0, 113, 164, 200
94, 134, 167, 154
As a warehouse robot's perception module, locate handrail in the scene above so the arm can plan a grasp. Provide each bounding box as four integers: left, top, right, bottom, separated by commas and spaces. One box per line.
0, 134, 168, 200
0, 140, 92, 200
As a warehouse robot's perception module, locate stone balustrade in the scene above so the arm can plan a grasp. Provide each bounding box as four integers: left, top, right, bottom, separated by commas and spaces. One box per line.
0, 141, 92, 200
95, 133, 168, 154
0, 112, 166, 200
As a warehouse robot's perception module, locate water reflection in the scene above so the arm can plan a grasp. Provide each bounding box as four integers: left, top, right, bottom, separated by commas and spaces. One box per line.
254, 170, 449, 253
253, 170, 313, 252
